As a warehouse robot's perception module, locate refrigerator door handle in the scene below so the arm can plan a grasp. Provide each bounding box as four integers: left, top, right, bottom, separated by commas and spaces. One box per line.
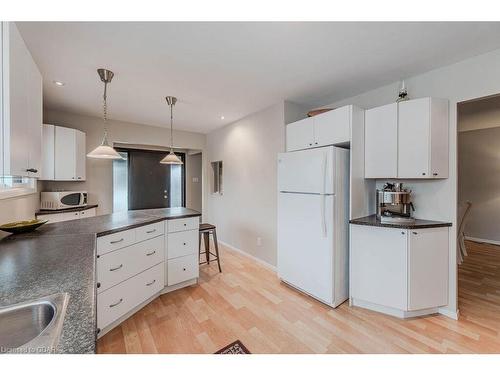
320, 194, 327, 237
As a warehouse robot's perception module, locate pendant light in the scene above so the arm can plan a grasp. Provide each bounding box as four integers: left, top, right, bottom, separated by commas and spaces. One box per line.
160, 96, 183, 165
87, 68, 122, 159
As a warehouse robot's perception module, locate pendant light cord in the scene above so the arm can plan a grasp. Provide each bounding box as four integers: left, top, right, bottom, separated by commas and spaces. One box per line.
103, 81, 108, 140
170, 101, 174, 153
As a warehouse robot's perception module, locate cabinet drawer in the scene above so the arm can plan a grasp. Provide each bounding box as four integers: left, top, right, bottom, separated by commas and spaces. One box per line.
79, 208, 96, 218
97, 235, 164, 293
167, 230, 198, 259
97, 262, 164, 330
167, 217, 199, 233
136, 221, 164, 242
167, 254, 199, 286
97, 229, 136, 256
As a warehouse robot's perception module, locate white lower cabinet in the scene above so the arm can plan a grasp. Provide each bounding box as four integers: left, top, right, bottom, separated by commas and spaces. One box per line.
97, 235, 164, 293
97, 262, 164, 330
168, 254, 199, 286
350, 224, 449, 318
97, 217, 200, 334
37, 208, 96, 223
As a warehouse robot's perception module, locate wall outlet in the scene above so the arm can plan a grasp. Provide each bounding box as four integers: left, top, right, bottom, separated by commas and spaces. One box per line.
256, 237, 262, 246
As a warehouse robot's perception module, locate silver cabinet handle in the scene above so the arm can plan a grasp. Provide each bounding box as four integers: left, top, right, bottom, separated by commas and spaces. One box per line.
412, 231, 418, 235
109, 298, 123, 308
146, 279, 156, 286
109, 264, 123, 271
110, 238, 124, 244
146, 250, 156, 256
146, 229, 156, 234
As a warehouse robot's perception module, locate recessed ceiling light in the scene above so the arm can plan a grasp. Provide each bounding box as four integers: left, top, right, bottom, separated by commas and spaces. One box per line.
220, 116, 225, 120
53, 80, 65, 86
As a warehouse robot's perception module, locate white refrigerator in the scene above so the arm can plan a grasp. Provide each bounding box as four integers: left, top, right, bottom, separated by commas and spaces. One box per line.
277, 146, 349, 307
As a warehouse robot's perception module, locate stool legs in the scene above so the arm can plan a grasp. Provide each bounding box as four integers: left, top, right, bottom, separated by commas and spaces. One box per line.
212, 228, 222, 273
203, 232, 210, 264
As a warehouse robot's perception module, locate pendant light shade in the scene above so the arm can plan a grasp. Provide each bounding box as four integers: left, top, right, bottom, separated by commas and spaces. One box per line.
160, 96, 183, 165
87, 68, 122, 160
160, 151, 183, 165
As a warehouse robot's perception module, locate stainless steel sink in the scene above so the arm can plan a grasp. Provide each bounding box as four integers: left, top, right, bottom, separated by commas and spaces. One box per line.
0, 293, 69, 354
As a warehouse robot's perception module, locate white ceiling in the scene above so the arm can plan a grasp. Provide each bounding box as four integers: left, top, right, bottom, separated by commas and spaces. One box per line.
17, 22, 500, 134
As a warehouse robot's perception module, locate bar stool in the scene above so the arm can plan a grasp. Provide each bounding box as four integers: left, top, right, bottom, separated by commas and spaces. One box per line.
199, 223, 222, 272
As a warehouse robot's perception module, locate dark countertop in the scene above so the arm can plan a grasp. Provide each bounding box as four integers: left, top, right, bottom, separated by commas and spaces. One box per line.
349, 214, 452, 229
0, 207, 201, 353
36, 204, 99, 215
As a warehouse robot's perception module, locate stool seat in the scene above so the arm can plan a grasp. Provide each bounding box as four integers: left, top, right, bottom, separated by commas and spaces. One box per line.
199, 223, 216, 231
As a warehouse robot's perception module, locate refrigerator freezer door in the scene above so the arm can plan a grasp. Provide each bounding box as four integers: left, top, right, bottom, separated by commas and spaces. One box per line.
278, 147, 335, 194
277, 192, 334, 304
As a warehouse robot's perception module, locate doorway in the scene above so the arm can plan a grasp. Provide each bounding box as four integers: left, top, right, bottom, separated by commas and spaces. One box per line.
457, 94, 500, 324
113, 148, 185, 211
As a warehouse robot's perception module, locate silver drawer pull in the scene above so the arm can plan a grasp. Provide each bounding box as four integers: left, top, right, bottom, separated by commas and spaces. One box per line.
146, 279, 156, 286
109, 264, 123, 271
109, 298, 123, 308
146, 229, 156, 234
146, 250, 156, 256
110, 238, 124, 244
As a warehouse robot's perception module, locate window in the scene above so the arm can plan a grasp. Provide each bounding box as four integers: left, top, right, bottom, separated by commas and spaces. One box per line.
211, 161, 223, 194
0, 176, 37, 199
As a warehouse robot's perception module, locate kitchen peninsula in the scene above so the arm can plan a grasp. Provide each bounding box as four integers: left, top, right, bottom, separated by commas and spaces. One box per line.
0, 207, 201, 353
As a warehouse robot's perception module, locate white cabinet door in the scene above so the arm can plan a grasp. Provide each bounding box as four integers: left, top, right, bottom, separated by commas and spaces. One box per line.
286, 117, 314, 152
41, 124, 55, 180
398, 98, 431, 178
350, 225, 407, 310
2, 23, 42, 177
75, 128, 86, 180
408, 227, 449, 310
364, 103, 398, 178
429, 98, 449, 178
26, 55, 42, 178
6, 22, 29, 176
314, 105, 351, 147
54, 126, 78, 180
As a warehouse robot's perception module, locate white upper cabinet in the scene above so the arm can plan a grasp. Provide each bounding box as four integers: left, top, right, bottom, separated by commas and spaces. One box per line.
285, 105, 352, 152
398, 98, 449, 178
286, 117, 314, 151
314, 105, 351, 147
41, 124, 55, 180
364, 103, 398, 178
364, 97, 449, 179
53, 126, 86, 181
1, 22, 42, 178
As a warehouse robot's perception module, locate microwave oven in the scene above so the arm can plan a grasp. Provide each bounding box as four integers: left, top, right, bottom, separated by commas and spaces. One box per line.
40, 191, 88, 210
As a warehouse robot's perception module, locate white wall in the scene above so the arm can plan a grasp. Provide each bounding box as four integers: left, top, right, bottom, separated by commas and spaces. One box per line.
206, 101, 308, 266
43, 110, 206, 215
320, 47, 500, 316
185, 152, 202, 212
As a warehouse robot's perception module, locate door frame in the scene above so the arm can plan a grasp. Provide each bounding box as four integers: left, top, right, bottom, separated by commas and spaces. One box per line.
115, 147, 186, 208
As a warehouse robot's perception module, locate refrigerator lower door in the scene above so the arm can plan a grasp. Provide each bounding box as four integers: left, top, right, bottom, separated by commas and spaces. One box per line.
277, 192, 334, 305
278, 147, 335, 194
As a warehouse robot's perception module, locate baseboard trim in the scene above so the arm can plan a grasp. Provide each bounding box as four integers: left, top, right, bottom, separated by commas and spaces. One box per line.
218, 240, 277, 272
465, 236, 500, 246
438, 307, 459, 320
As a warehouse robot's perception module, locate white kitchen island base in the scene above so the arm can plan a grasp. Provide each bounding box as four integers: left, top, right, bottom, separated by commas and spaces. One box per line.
350, 298, 440, 319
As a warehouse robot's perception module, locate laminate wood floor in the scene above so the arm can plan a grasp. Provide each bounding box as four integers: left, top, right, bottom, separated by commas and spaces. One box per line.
97, 240, 500, 353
